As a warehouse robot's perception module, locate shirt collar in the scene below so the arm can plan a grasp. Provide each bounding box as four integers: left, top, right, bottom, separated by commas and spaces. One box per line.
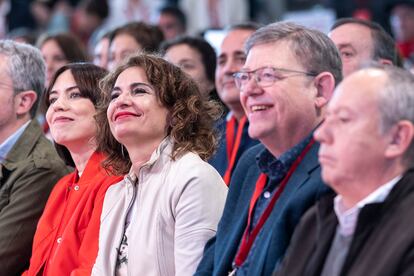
256, 134, 313, 181
0, 120, 31, 162
125, 136, 172, 183
334, 174, 402, 236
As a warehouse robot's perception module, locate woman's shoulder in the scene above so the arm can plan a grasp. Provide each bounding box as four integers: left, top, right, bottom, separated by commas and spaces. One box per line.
167, 152, 226, 189
172, 151, 220, 175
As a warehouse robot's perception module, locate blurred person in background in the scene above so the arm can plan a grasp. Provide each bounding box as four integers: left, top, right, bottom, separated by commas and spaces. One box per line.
179, 0, 249, 35
108, 21, 164, 70
387, 0, 414, 68
6, 27, 38, 45
23, 63, 123, 275
0, 40, 69, 275
30, 0, 78, 34
329, 18, 400, 77
37, 32, 89, 87
105, 0, 164, 31
156, 4, 187, 41
72, 0, 109, 48
161, 35, 217, 99
208, 23, 260, 184
36, 32, 89, 136
92, 29, 113, 70
92, 54, 227, 275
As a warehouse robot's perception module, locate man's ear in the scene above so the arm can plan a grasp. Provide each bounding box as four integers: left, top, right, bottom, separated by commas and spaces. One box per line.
313, 72, 336, 109
385, 120, 414, 159
15, 90, 37, 116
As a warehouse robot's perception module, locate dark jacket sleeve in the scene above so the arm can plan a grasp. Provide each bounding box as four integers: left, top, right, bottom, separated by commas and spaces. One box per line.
0, 161, 69, 275
399, 245, 414, 276
194, 235, 217, 275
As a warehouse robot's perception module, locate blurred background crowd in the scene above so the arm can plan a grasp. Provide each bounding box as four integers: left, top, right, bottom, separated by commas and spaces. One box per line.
1, 0, 414, 69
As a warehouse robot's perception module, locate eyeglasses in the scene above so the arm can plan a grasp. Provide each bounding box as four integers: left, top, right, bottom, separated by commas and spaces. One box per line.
233, 66, 317, 90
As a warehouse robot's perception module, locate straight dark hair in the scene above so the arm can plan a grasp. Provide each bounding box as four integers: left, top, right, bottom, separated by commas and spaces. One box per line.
44, 62, 108, 167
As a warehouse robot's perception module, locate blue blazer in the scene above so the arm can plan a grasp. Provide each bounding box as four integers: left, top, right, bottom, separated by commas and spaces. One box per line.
196, 142, 331, 276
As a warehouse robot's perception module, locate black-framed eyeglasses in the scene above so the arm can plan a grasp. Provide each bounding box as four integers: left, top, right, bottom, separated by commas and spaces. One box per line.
233, 66, 318, 90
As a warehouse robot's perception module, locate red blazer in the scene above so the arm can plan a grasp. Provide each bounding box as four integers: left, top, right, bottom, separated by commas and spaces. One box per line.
23, 152, 123, 276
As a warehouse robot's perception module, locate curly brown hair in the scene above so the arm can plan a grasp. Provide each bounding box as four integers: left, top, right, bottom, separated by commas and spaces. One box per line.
96, 54, 222, 175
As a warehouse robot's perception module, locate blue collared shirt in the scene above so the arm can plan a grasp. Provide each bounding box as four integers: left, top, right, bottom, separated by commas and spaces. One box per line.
0, 120, 31, 163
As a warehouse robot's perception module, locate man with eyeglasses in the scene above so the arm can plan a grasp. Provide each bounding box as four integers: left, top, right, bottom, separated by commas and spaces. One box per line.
196, 22, 342, 276
0, 40, 69, 274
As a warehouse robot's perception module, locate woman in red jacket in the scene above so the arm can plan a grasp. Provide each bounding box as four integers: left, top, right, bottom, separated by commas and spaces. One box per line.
23, 63, 123, 275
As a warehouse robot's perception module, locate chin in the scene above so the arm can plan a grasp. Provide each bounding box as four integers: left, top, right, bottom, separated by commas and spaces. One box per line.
53, 137, 70, 148
112, 130, 135, 145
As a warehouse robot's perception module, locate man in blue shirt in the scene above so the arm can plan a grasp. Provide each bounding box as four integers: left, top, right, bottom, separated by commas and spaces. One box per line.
196, 22, 342, 275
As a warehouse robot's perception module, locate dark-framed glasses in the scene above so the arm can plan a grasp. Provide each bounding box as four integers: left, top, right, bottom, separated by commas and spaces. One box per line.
233, 66, 317, 90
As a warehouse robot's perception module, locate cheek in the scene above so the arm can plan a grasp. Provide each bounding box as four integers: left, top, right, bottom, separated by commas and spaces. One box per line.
106, 103, 114, 122
240, 93, 247, 109
45, 107, 53, 124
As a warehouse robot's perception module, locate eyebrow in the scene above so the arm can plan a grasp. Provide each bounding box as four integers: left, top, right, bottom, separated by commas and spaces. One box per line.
130, 82, 153, 90
178, 58, 194, 63
112, 82, 153, 93
217, 53, 227, 60
337, 43, 356, 51
233, 51, 246, 57
329, 105, 354, 116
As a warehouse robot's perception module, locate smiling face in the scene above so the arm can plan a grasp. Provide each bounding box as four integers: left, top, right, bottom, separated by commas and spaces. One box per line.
216, 29, 254, 115
240, 41, 320, 153
329, 23, 374, 77
41, 39, 68, 87
107, 66, 169, 148
164, 43, 213, 96
314, 70, 392, 203
46, 69, 97, 149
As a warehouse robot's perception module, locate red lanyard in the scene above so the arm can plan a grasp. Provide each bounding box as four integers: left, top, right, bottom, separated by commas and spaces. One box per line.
223, 116, 247, 185
233, 138, 315, 267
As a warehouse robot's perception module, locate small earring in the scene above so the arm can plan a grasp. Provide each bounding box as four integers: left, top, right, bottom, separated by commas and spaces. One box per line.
121, 144, 126, 158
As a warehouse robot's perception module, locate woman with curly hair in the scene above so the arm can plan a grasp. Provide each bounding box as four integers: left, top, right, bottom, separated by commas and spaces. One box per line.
92, 54, 227, 276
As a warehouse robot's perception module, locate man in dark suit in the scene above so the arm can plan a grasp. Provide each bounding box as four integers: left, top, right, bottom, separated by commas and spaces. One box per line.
276, 65, 414, 276
195, 21, 342, 276
0, 40, 70, 275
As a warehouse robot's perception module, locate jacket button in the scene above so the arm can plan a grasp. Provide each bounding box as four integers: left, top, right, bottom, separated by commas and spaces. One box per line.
57, 237, 62, 244
74, 185, 80, 191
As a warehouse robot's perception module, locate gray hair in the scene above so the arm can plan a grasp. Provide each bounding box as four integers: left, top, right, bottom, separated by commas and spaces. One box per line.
374, 66, 414, 166
0, 40, 46, 117
245, 21, 343, 85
